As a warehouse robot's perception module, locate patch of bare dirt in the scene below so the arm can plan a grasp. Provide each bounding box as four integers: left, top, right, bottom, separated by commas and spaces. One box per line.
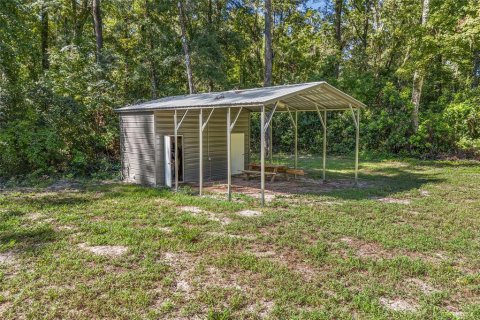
161, 252, 198, 300
157, 251, 274, 317
445, 305, 464, 318
246, 298, 275, 317
287, 197, 346, 206
0, 301, 12, 317
376, 197, 411, 205
339, 237, 448, 263
237, 210, 262, 217
0, 252, 16, 265
200, 177, 370, 202
46, 180, 84, 192
26, 212, 43, 221
205, 231, 256, 240
154, 198, 175, 206
198, 265, 274, 317
158, 226, 173, 233
248, 242, 322, 281
204, 182, 278, 202
25, 212, 56, 226
339, 237, 389, 258
379, 297, 418, 312
200, 266, 247, 292
179, 206, 232, 225
161, 252, 249, 300
180, 206, 203, 214
406, 278, 438, 295
211, 215, 232, 226
420, 190, 430, 196
55, 225, 77, 231
78, 243, 128, 257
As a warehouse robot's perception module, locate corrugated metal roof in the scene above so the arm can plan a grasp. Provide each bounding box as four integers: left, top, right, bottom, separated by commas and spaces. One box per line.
116, 81, 366, 112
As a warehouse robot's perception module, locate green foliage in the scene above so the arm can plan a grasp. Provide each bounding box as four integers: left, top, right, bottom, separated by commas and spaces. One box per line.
363, 82, 413, 154
1, 0, 479, 179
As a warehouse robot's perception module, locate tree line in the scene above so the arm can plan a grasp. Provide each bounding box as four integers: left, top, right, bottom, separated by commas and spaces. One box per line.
0, 0, 479, 179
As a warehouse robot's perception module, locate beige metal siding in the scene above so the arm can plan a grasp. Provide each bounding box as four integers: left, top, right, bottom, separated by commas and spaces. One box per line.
155, 108, 250, 185
120, 112, 156, 185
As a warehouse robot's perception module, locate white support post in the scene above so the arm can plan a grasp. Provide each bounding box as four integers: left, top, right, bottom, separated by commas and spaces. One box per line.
269, 118, 273, 163
173, 109, 189, 192
199, 109, 203, 196
349, 104, 360, 185
225, 106, 243, 201
230, 107, 243, 129
315, 106, 327, 182
198, 108, 215, 196
263, 103, 278, 132
323, 110, 327, 182
260, 106, 265, 206
227, 107, 232, 201
355, 108, 360, 185
294, 110, 298, 170
174, 110, 179, 192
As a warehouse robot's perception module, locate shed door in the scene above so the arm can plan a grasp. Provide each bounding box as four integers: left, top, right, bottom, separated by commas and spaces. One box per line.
164, 136, 172, 187
231, 133, 245, 174
164, 135, 184, 187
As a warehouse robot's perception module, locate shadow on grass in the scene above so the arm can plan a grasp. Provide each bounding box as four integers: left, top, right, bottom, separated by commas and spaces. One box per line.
323, 173, 443, 200
4, 193, 93, 210
215, 166, 445, 201
0, 226, 58, 253
0, 210, 26, 220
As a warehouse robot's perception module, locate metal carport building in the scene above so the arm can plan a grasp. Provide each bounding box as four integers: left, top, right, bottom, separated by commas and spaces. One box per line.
116, 81, 366, 205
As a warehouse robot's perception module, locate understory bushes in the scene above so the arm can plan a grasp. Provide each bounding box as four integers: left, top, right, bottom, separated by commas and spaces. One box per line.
2, 80, 478, 181
0, 79, 119, 179
250, 84, 480, 159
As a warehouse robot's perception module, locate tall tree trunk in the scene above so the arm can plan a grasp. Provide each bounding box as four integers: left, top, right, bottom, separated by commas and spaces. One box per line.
264, 0, 273, 158
177, 0, 195, 94
208, 0, 214, 92
72, 0, 89, 45
333, 0, 343, 79
264, 0, 272, 87
411, 72, 424, 130
148, 35, 158, 99
253, 0, 263, 82
362, 0, 371, 53
41, 5, 49, 70
472, 49, 480, 88
144, 0, 158, 99
411, 0, 430, 132
92, 0, 103, 64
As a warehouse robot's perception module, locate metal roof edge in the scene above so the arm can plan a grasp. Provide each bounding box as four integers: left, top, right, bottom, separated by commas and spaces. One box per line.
115, 102, 264, 113
114, 81, 367, 112
321, 83, 367, 108
262, 82, 366, 109
261, 81, 326, 105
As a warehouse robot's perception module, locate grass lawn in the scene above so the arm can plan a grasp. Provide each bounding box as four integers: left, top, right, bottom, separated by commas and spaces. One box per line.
1, 156, 479, 319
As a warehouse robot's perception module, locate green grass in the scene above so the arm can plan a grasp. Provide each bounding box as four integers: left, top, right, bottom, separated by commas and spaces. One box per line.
0, 156, 479, 319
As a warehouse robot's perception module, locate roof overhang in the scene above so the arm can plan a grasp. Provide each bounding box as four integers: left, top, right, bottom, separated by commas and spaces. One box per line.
116, 82, 366, 113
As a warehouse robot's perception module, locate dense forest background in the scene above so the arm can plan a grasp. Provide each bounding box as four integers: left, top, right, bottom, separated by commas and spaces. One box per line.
0, 0, 479, 179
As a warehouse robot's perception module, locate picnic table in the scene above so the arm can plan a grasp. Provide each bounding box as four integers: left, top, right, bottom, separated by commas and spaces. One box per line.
241, 163, 304, 182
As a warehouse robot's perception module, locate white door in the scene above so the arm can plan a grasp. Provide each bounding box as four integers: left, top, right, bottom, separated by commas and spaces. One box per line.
164, 136, 172, 187
231, 133, 245, 174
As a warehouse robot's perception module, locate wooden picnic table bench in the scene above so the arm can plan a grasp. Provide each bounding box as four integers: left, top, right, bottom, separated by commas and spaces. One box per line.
242, 163, 305, 182
248, 163, 286, 172
285, 168, 305, 180
241, 170, 277, 182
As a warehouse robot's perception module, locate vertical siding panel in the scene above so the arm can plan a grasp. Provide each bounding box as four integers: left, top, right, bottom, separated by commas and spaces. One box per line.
154, 108, 250, 186
120, 112, 155, 185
